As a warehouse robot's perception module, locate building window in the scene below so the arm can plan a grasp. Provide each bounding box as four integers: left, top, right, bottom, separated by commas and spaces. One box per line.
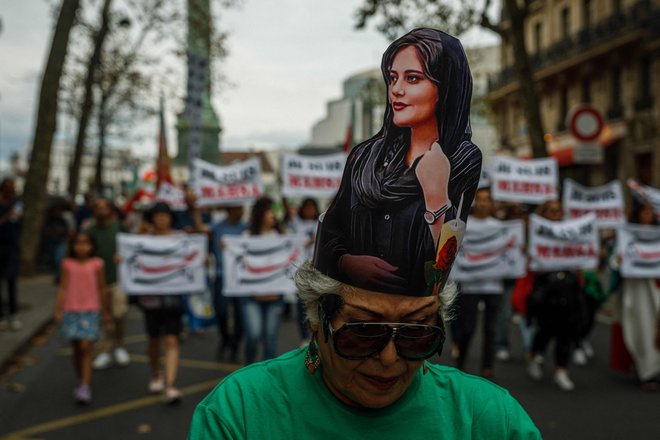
582, 0, 592, 28
611, 67, 621, 107
558, 86, 568, 131
581, 78, 591, 103
636, 57, 653, 110
561, 7, 571, 39
534, 22, 542, 52
613, 0, 622, 14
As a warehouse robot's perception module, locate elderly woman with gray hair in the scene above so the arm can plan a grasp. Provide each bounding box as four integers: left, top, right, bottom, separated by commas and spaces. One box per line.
188, 28, 540, 439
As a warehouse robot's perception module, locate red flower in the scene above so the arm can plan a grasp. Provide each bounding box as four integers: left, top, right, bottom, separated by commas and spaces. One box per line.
436, 236, 458, 272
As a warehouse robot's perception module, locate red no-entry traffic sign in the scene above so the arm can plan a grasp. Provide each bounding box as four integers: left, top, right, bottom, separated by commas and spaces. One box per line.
567, 105, 604, 142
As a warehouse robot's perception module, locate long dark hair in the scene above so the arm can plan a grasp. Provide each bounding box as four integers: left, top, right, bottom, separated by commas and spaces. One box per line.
249, 196, 283, 235
629, 198, 659, 225
298, 198, 320, 221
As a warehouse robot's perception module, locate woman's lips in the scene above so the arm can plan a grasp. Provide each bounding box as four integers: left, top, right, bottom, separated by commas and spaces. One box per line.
362, 374, 400, 390
392, 102, 408, 111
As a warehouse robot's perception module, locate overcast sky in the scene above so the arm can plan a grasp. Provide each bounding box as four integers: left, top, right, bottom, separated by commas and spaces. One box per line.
0, 0, 498, 168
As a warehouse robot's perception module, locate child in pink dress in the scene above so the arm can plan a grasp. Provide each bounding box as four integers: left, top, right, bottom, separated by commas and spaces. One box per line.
54, 231, 109, 404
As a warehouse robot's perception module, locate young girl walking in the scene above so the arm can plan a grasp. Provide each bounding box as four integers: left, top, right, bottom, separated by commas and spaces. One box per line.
54, 231, 109, 404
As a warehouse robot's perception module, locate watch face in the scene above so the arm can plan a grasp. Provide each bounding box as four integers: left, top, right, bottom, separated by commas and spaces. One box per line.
424, 210, 435, 224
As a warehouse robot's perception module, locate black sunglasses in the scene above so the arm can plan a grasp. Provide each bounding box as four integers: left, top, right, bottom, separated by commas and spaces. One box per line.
319, 294, 445, 361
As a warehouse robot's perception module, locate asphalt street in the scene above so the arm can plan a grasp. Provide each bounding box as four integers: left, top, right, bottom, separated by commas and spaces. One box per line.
0, 297, 658, 439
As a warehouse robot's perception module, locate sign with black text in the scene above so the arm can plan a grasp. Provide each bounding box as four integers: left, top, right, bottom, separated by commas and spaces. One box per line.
563, 179, 624, 227
155, 182, 187, 211
529, 213, 599, 271
281, 153, 346, 198
222, 235, 307, 296
451, 220, 526, 281
192, 158, 263, 206
117, 233, 207, 294
491, 156, 558, 204
618, 225, 660, 278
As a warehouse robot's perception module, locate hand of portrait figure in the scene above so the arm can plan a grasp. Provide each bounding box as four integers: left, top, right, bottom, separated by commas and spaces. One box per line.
415, 142, 451, 208
339, 254, 405, 289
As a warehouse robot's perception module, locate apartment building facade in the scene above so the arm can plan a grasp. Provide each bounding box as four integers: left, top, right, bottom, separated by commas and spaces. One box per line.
488, 0, 660, 187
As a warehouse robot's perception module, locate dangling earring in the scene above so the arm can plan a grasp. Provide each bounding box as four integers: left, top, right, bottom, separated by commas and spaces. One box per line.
305, 337, 321, 375
423, 361, 429, 375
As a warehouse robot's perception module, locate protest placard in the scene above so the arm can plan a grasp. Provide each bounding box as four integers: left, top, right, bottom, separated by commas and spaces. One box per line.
491, 156, 558, 204
222, 235, 307, 296
627, 179, 660, 221
451, 220, 526, 281
281, 153, 346, 198
563, 179, 625, 227
191, 158, 263, 206
618, 224, 660, 278
529, 213, 599, 271
117, 233, 207, 294
155, 182, 187, 211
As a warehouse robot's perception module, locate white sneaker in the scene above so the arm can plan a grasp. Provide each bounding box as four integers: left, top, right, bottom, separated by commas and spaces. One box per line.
581, 340, 595, 358
149, 377, 165, 393
114, 347, 130, 366
92, 352, 113, 370
495, 349, 511, 361
572, 348, 588, 366
553, 370, 575, 391
527, 356, 544, 380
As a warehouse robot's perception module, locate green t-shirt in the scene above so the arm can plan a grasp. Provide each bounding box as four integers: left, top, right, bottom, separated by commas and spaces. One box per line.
87, 220, 124, 285
188, 348, 541, 439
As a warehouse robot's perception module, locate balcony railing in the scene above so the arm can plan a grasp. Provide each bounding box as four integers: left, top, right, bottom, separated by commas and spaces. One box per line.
488, 0, 657, 93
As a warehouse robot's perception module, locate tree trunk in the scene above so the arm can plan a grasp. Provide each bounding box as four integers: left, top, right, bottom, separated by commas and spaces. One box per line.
67, 0, 112, 197
94, 91, 108, 193
19, 0, 81, 275
504, 0, 547, 158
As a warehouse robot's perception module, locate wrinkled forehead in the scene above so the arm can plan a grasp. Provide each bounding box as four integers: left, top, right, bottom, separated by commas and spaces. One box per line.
338, 286, 439, 320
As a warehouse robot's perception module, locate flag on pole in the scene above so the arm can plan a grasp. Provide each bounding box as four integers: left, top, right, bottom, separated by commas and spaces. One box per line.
156, 96, 173, 190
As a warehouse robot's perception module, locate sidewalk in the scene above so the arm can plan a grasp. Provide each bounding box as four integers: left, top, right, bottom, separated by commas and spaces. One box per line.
0, 275, 57, 371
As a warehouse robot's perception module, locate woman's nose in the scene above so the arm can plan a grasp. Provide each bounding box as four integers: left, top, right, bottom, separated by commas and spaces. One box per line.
390, 82, 404, 97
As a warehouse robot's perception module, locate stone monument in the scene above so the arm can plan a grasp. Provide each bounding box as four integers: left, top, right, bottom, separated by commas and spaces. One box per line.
175, 0, 222, 172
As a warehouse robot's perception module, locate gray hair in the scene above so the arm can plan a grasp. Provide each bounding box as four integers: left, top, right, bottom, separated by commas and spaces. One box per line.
293, 260, 458, 328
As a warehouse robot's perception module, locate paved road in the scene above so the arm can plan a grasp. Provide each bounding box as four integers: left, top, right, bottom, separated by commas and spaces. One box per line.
0, 296, 658, 439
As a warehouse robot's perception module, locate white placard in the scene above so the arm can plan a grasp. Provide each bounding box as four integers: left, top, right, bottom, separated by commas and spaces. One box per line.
155, 182, 187, 211
491, 156, 558, 204
280, 153, 347, 198
529, 213, 599, 271
618, 224, 660, 278
192, 158, 263, 206
627, 179, 660, 221
451, 220, 526, 281
222, 235, 307, 296
563, 179, 625, 227
118, 233, 207, 294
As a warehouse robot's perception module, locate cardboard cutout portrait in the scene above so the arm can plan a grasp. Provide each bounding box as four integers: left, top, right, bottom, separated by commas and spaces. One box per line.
313, 28, 482, 296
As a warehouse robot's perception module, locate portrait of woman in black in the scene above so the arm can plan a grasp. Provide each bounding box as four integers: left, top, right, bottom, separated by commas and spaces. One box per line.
314, 28, 482, 296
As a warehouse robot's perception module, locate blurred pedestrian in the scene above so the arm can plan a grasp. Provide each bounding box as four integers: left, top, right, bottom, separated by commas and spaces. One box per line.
44, 201, 73, 284
287, 198, 320, 346
137, 202, 185, 404
54, 231, 109, 404
0, 178, 22, 331
526, 200, 584, 391
455, 187, 502, 378
239, 197, 286, 364
619, 199, 660, 390
87, 197, 131, 370
211, 205, 247, 361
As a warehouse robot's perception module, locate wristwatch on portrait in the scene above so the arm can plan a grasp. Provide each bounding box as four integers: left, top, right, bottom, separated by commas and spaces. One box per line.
423, 202, 452, 225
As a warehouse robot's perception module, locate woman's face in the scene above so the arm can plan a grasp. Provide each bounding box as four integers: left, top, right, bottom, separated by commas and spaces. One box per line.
312, 288, 439, 409
542, 201, 563, 221
301, 202, 318, 220
388, 46, 439, 130
152, 212, 172, 232
639, 204, 656, 225
262, 208, 277, 230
